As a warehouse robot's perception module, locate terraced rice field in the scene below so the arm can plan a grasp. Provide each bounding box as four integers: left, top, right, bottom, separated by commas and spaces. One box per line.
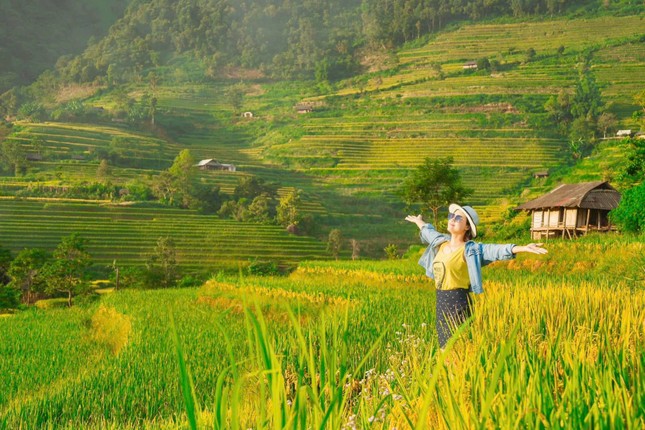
398, 16, 644, 64
0, 199, 329, 268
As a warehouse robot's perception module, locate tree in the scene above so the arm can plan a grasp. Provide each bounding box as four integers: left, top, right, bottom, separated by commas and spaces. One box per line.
634, 89, 645, 128
0, 246, 12, 286
247, 194, 274, 224
401, 157, 472, 225
544, 90, 573, 130
160, 149, 196, 207
1, 140, 28, 176
476, 57, 491, 72
327, 229, 342, 260
0, 247, 15, 310
616, 138, 645, 187
97, 159, 112, 182
42, 234, 92, 306
350, 239, 360, 261
191, 183, 224, 214
233, 176, 277, 201
145, 237, 178, 288
571, 69, 603, 121
40, 260, 90, 307
225, 85, 244, 114
7, 248, 49, 304
276, 189, 303, 229
596, 112, 617, 139
610, 182, 645, 234
0, 284, 20, 311
569, 116, 595, 146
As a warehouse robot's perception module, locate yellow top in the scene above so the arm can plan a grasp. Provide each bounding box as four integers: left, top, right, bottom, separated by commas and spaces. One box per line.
432, 242, 470, 290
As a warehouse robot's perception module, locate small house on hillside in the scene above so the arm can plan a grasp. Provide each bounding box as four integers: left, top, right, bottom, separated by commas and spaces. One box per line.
463, 61, 478, 70
195, 159, 236, 172
616, 130, 634, 138
515, 181, 621, 239
294, 103, 314, 114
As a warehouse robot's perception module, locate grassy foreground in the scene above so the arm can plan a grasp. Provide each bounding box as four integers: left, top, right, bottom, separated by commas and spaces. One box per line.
0, 234, 643, 429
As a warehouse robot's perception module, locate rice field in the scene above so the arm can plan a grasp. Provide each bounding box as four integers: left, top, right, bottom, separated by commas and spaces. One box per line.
1, 234, 643, 429
0, 199, 330, 268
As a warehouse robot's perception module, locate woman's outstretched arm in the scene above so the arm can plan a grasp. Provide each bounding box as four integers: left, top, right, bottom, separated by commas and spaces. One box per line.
405, 214, 427, 230
511, 243, 548, 255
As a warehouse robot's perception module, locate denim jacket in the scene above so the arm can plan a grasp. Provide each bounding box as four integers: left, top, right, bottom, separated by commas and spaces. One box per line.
417, 223, 516, 294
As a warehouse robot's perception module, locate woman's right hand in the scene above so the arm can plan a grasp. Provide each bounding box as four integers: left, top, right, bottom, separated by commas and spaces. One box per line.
405, 214, 426, 229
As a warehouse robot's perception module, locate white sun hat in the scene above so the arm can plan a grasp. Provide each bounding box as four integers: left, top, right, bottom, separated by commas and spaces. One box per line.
449, 203, 480, 238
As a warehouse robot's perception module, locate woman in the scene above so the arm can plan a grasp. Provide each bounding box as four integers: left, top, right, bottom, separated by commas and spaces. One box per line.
405, 204, 547, 349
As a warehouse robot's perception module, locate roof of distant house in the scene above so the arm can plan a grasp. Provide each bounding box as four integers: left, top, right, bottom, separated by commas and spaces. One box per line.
516, 181, 620, 210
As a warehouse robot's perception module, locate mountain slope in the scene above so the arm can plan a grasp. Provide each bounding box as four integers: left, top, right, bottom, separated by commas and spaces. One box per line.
0, 0, 130, 93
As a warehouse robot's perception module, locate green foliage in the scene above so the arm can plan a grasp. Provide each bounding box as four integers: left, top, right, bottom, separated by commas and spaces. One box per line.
401, 157, 472, 226
610, 182, 645, 233
0, 246, 12, 286
40, 234, 92, 306
247, 259, 280, 276
384, 243, 399, 260
0, 284, 20, 311
246, 194, 276, 224
571, 67, 603, 121
233, 176, 278, 201
0, 140, 27, 176
7, 248, 49, 305
0, 0, 129, 92
145, 237, 179, 289
327, 228, 342, 259
616, 138, 645, 187
276, 189, 303, 228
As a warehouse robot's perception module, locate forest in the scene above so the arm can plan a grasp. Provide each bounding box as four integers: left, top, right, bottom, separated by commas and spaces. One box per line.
2, 0, 640, 98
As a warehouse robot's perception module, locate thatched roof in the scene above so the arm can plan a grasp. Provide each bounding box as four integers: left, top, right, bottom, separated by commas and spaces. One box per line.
516, 181, 621, 211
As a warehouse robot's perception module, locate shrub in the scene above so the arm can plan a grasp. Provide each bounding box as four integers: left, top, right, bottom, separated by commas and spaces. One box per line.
247, 260, 280, 276
384, 244, 399, 260
610, 182, 645, 233
88, 305, 132, 356
0, 285, 20, 311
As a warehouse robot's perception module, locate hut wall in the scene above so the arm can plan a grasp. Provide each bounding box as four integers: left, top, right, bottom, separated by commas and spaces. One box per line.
548, 210, 560, 227
565, 209, 577, 228
532, 211, 544, 228
577, 210, 588, 227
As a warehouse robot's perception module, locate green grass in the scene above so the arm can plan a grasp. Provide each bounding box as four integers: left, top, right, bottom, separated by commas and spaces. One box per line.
0, 234, 643, 428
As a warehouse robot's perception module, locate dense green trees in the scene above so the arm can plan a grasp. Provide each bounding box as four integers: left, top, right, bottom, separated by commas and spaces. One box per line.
544, 59, 609, 158
0, 0, 129, 93
3, 235, 90, 307
20, 0, 597, 88
41, 234, 92, 307
611, 137, 645, 234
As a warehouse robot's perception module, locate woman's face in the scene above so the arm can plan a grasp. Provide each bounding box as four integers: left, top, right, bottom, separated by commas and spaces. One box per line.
447, 209, 470, 238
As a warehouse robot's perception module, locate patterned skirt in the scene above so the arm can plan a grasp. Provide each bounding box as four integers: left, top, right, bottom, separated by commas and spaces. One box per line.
436, 288, 473, 348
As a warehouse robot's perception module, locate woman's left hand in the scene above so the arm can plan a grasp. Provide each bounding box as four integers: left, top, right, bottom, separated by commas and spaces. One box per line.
517, 243, 548, 254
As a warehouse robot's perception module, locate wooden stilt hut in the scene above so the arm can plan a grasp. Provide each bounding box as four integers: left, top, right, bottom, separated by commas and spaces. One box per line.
515, 181, 621, 240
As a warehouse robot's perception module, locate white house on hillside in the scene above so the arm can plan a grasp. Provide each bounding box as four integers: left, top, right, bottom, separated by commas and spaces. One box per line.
195, 159, 236, 172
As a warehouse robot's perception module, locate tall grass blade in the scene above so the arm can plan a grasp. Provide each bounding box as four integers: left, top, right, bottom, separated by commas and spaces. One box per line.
169, 311, 199, 430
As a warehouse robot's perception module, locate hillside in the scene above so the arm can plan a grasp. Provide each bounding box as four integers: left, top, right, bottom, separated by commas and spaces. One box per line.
0, 0, 130, 93
0, 13, 643, 268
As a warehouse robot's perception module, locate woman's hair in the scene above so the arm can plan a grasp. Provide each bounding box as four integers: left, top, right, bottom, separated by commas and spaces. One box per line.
464, 226, 473, 241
